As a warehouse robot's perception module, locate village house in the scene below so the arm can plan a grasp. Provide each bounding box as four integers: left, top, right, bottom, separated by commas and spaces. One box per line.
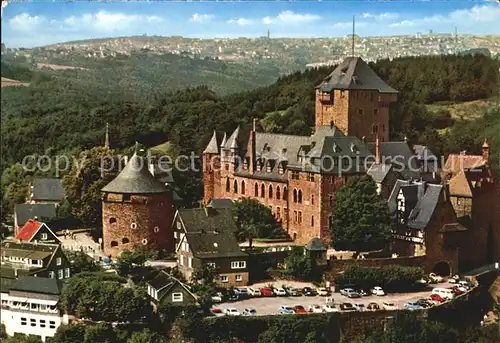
13, 204, 57, 234
0, 276, 68, 342
173, 207, 249, 286
15, 219, 61, 244
146, 270, 197, 310
27, 178, 65, 205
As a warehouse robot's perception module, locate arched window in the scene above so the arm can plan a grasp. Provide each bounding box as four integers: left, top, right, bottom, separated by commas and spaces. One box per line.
261, 184, 265, 198
298, 190, 303, 204
283, 187, 288, 200
226, 178, 230, 192
122, 237, 130, 244
276, 186, 281, 200
110, 241, 118, 247
268, 184, 273, 199
254, 183, 259, 197
293, 189, 298, 203
109, 217, 116, 224
372, 124, 379, 134
233, 180, 238, 194
241, 181, 246, 195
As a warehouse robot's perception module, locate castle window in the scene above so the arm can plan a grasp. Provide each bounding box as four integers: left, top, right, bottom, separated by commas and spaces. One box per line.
269, 184, 273, 199
293, 211, 298, 223
123, 194, 131, 201
283, 187, 288, 200
307, 173, 315, 182
311, 194, 315, 205
298, 190, 303, 204
374, 109, 379, 115
111, 241, 118, 247
278, 165, 284, 174
142, 239, 148, 245
277, 207, 281, 220
330, 195, 334, 207
311, 216, 315, 227
122, 237, 130, 244
373, 124, 379, 134
254, 183, 258, 197
293, 189, 298, 203
154, 226, 160, 233
233, 180, 238, 194
226, 178, 230, 192
241, 180, 245, 195
225, 164, 229, 171
298, 211, 302, 223
243, 161, 247, 170
358, 109, 364, 115
276, 186, 281, 199
266, 164, 271, 173
109, 217, 117, 224
340, 91, 345, 98
291, 171, 300, 180
260, 184, 265, 198
256, 161, 261, 172
382, 124, 386, 132
130, 223, 137, 229
370, 93, 374, 102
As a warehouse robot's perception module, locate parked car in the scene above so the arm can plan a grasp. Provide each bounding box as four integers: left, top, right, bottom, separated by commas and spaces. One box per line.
285, 287, 301, 296
260, 288, 274, 297
340, 303, 356, 312
226, 291, 239, 302
353, 303, 365, 312
416, 299, 432, 308
242, 308, 257, 316
458, 280, 473, 289
292, 305, 307, 314
371, 286, 385, 296
308, 304, 323, 313
317, 287, 330, 296
234, 288, 249, 298
340, 288, 361, 298
302, 287, 317, 296
432, 287, 456, 300
224, 308, 241, 316
278, 306, 295, 314
323, 304, 340, 312
247, 287, 262, 297
211, 308, 224, 316
454, 285, 468, 293
429, 294, 446, 303
358, 289, 368, 297
404, 302, 423, 310
415, 278, 428, 285
211, 292, 223, 303
367, 302, 381, 311
382, 302, 397, 310
429, 273, 444, 283
273, 288, 287, 296
450, 286, 464, 296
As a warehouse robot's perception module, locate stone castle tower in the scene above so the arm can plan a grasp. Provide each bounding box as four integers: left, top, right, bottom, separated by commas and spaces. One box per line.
315, 57, 398, 143
101, 150, 174, 257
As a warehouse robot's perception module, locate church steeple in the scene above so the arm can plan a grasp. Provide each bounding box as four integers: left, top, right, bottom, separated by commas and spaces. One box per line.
104, 122, 110, 149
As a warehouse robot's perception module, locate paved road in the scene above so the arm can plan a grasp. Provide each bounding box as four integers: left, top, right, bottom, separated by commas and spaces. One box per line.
212, 282, 453, 316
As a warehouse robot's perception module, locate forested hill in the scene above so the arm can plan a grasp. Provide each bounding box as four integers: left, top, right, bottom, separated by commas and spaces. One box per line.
1, 54, 499, 172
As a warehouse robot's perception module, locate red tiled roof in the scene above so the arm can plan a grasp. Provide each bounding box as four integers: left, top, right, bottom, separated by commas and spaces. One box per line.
449, 170, 474, 197
443, 154, 485, 177
15, 219, 42, 241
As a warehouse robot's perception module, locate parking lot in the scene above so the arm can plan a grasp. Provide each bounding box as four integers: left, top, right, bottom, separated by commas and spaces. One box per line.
212, 281, 456, 316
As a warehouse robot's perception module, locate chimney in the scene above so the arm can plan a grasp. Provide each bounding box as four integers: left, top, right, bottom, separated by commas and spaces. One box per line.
249, 119, 257, 173
482, 138, 490, 162
375, 135, 381, 164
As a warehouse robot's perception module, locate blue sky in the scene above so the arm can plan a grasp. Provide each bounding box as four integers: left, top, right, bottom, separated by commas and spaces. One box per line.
2, 1, 499, 48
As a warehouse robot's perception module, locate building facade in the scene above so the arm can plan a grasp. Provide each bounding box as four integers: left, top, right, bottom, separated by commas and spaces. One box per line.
101, 151, 175, 258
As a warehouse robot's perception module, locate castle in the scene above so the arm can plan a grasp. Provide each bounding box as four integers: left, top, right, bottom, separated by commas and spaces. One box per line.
202, 57, 402, 244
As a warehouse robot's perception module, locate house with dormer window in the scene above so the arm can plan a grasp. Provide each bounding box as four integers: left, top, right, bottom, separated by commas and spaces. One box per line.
146, 270, 197, 310
15, 219, 61, 244
172, 207, 249, 286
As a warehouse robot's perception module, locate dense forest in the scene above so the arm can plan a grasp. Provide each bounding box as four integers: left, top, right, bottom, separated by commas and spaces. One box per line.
1, 53, 499, 209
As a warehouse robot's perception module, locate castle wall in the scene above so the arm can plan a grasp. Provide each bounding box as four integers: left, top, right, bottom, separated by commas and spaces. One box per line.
102, 193, 174, 258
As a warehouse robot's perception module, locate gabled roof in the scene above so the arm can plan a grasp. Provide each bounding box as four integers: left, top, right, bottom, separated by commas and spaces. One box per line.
443, 154, 485, 177
448, 170, 474, 197
208, 198, 234, 209
203, 131, 219, 154
412, 145, 437, 161
316, 57, 398, 94
366, 163, 393, 183
407, 184, 443, 230
102, 153, 169, 194
149, 160, 174, 184
147, 270, 197, 302
387, 180, 410, 213
10, 276, 62, 295
369, 141, 420, 179
31, 178, 65, 202
15, 219, 60, 243
14, 204, 57, 228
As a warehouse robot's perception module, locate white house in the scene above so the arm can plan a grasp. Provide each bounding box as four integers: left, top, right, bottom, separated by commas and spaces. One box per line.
0, 276, 68, 342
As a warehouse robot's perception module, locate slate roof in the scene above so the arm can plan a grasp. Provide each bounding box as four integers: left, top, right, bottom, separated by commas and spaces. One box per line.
147, 270, 197, 302
407, 184, 443, 230
102, 153, 169, 194
31, 178, 65, 202
177, 208, 247, 259
369, 141, 420, 179
367, 163, 393, 183
316, 57, 398, 94
14, 203, 57, 228
203, 131, 219, 154
149, 160, 174, 184
1, 241, 59, 261
388, 179, 410, 213
10, 276, 62, 295
0, 277, 17, 292
306, 238, 327, 251
208, 198, 235, 209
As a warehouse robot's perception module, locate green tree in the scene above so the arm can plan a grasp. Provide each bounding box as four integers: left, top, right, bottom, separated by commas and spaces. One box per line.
51, 324, 86, 343
115, 245, 157, 277
127, 328, 167, 343
0, 334, 43, 343
62, 146, 118, 227
283, 247, 321, 282
1, 163, 29, 217
65, 250, 102, 274
330, 176, 394, 253
191, 263, 218, 312
83, 323, 115, 343
232, 197, 285, 247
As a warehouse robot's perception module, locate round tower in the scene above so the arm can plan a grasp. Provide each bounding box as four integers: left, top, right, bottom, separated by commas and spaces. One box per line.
101, 152, 174, 258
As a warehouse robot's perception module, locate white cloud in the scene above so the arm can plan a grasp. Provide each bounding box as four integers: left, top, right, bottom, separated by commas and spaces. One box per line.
262, 11, 321, 25
228, 18, 253, 26
361, 12, 399, 21
8, 13, 46, 33
333, 21, 367, 30
390, 5, 499, 28
190, 13, 214, 23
